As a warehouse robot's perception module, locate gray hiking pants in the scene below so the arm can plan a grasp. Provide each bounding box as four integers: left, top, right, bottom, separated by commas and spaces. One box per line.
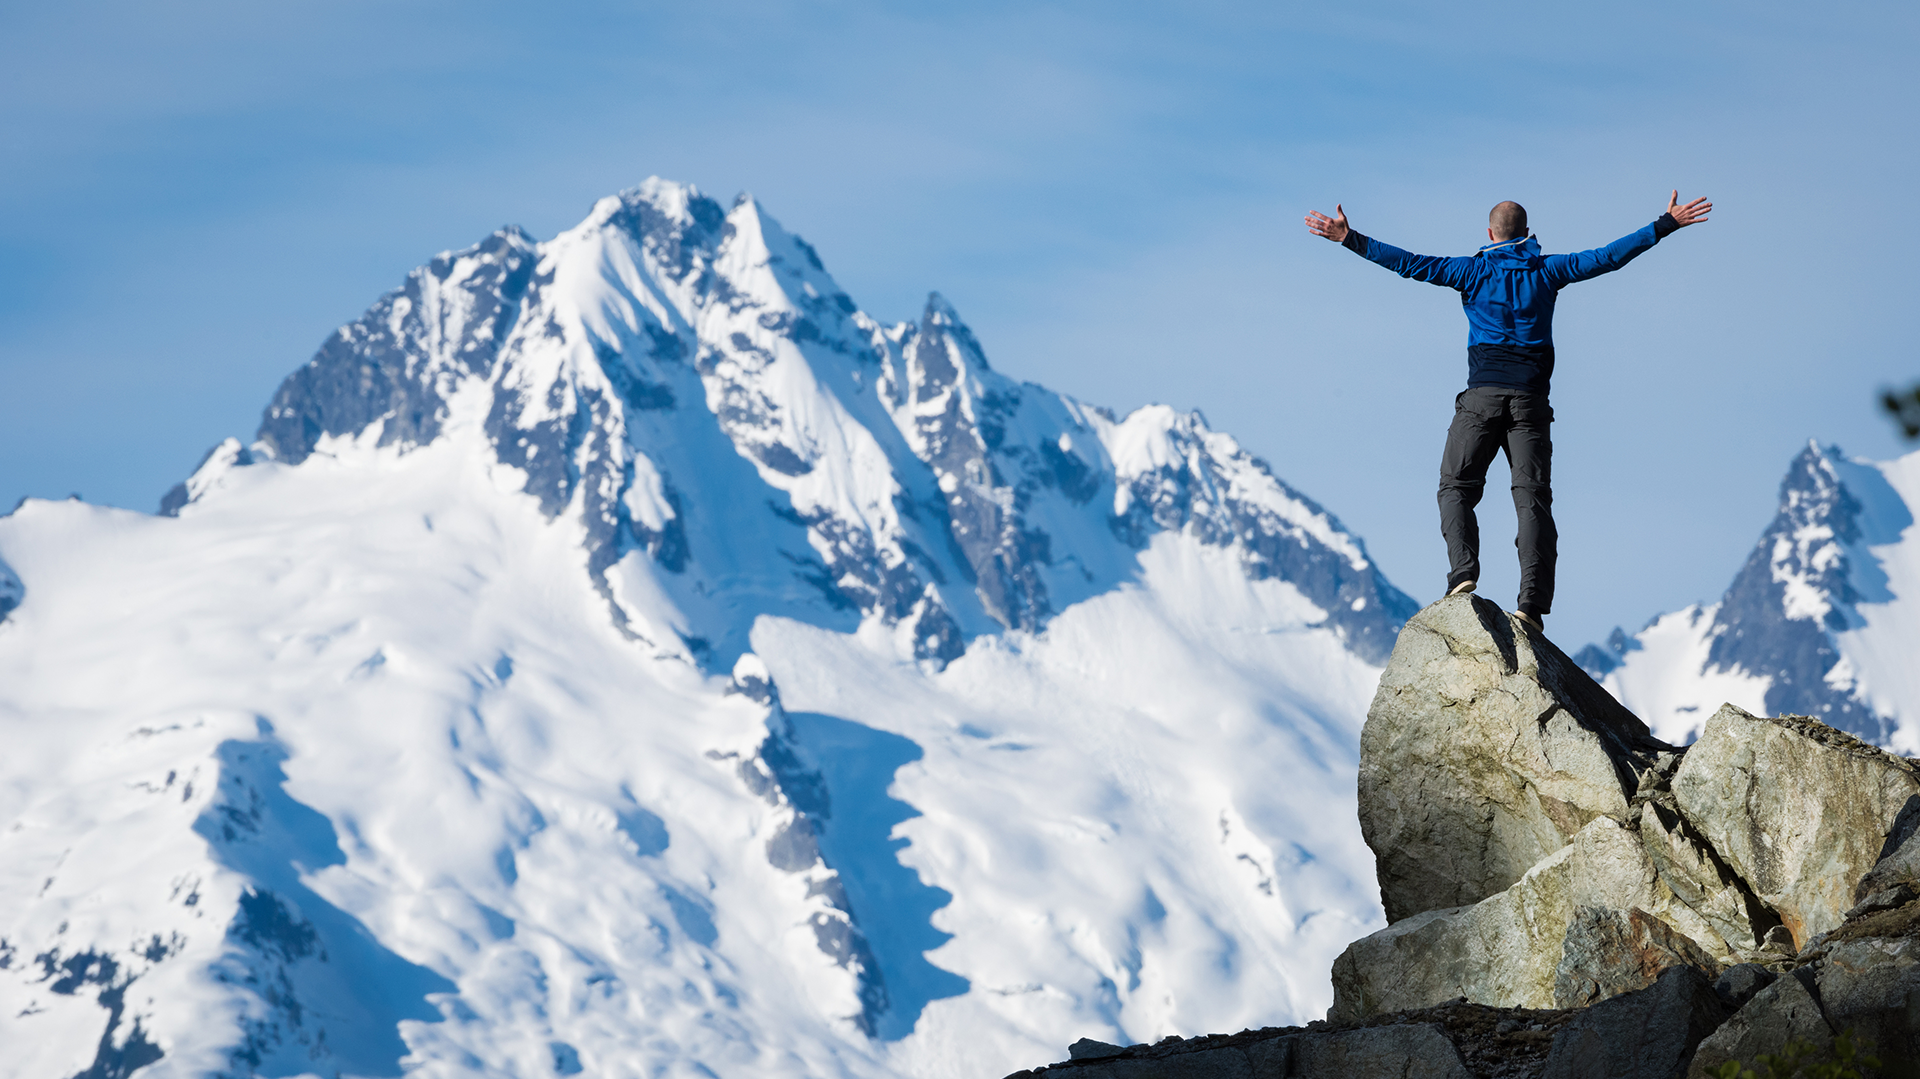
1439, 387, 1556, 616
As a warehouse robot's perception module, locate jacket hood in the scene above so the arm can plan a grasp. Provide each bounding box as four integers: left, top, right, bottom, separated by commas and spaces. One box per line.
1479, 234, 1542, 268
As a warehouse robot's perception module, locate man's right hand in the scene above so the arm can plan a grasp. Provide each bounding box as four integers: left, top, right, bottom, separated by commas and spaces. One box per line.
1667, 190, 1712, 227
1305, 205, 1351, 243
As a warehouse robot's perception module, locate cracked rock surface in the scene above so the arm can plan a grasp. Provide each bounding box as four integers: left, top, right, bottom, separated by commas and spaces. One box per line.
1359, 595, 1672, 924
1330, 816, 1722, 1017
1672, 703, 1920, 947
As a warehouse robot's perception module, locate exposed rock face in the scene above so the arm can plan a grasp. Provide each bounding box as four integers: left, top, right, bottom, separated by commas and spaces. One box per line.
1345, 603, 1920, 1023
1638, 798, 1777, 956
1288, 1025, 1473, 1079
1067, 1039, 1125, 1061
1325, 596, 1920, 1071
1852, 809, 1920, 918
1671, 704, 1920, 946
1709, 963, 1775, 1011
1361, 596, 1673, 924
1005, 1008, 1520, 1079
1686, 972, 1832, 1079
1553, 906, 1720, 1010
721, 655, 892, 1032
1330, 817, 1719, 1018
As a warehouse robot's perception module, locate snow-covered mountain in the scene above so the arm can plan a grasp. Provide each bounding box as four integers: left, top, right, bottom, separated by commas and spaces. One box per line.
1578, 441, 1920, 750
0, 179, 1416, 1079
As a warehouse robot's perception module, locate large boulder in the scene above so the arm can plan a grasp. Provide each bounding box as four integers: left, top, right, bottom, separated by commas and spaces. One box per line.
1686, 972, 1833, 1079
1330, 817, 1722, 1019
1361, 596, 1674, 923
1671, 704, 1920, 946
1538, 966, 1728, 1079
1813, 936, 1920, 1067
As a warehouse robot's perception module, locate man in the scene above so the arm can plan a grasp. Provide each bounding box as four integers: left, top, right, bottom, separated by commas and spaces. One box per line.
1304, 192, 1711, 632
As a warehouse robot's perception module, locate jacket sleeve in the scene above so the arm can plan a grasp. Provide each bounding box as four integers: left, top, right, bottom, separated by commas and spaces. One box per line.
1341, 231, 1477, 290
1541, 214, 1679, 288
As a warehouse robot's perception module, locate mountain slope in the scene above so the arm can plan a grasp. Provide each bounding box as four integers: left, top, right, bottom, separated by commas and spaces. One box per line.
1580, 441, 1920, 750
0, 179, 1412, 1079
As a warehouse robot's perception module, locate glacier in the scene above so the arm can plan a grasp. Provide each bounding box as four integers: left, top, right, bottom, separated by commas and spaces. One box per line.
0, 179, 1417, 1079
1579, 441, 1920, 751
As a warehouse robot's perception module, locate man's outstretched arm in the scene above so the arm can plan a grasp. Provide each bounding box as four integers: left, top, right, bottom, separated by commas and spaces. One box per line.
1543, 190, 1712, 287
1306, 204, 1476, 290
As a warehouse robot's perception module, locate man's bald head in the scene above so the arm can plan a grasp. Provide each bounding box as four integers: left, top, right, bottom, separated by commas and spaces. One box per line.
1489, 201, 1528, 242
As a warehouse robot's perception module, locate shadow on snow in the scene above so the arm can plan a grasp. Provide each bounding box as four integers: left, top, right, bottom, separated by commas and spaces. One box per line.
194, 720, 453, 1077
787, 711, 969, 1040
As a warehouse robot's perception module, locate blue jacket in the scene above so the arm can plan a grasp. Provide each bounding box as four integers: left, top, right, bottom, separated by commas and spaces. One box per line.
1341, 213, 1679, 393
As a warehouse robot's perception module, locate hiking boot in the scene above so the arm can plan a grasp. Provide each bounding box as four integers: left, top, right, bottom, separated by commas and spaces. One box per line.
1447, 579, 1477, 597
1515, 611, 1544, 632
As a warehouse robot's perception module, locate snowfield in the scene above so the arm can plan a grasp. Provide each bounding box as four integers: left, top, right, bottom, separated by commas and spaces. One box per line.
0, 180, 1410, 1079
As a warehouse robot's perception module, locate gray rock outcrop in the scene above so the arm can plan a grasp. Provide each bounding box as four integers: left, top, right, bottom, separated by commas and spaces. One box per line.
1848, 816, 1920, 932
1671, 704, 1920, 947
1287, 1024, 1473, 1079
1341, 601, 1920, 1025
1067, 1039, 1124, 1061
1008, 595, 1920, 1079
1360, 596, 1673, 923
1638, 798, 1777, 956
1710, 963, 1775, 1011
1328, 599, 1920, 1073
1553, 905, 1720, 1010
1004, 1004, 1549, 1079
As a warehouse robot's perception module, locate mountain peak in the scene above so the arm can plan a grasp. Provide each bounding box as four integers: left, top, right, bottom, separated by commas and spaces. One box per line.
1595, 441, 1920, 746
172, 179, 1415, 671
1, 178, 1431, 1077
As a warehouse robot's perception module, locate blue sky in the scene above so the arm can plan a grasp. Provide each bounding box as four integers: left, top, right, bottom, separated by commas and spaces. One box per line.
4, 0, 1917, 650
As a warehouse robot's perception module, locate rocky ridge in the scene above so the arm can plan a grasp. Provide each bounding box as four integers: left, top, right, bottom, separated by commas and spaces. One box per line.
1017, 595, 1920, 1077
167, 178, 1414, 671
